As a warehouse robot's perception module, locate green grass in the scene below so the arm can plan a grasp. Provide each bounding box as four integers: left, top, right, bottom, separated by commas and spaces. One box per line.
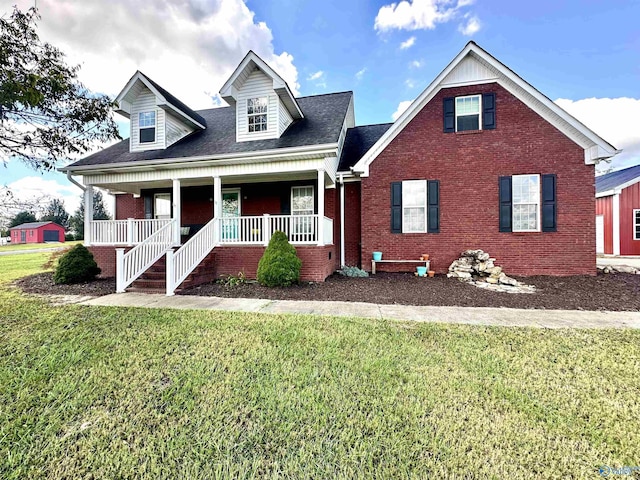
0, 240, 81, 251
1, 253, 639, 479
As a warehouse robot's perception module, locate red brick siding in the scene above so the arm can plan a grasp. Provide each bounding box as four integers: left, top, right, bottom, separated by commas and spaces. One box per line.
344, 182, 362, 267
595, 195, 613, 254
361, 83, 596, 276
115, 194, 145, 220
620, 182, 640, 255
88, 246, 131, 278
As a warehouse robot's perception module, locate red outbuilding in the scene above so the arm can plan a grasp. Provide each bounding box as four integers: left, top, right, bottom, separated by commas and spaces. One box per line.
595, 164, 640, 255
9, 221, 66, 244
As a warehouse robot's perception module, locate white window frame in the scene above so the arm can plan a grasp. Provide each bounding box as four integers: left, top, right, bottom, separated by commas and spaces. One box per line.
512, 174, 541, 233
634, 209, 640, 240
139, 111, 156, 143
154, 193, 171, 220
291, 186, 315, 216
291, 185, 315, 237
455, 94, 482, 132
247, 97, 268, 133
402, 180, 428, 233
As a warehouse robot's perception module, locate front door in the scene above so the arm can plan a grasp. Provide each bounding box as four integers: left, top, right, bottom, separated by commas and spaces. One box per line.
221, 189, 241, 241
20, 230, 26, 243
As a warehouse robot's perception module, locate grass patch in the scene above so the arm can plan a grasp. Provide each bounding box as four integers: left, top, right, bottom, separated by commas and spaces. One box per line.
0, 240, 81, 252
1, 253, 639, 478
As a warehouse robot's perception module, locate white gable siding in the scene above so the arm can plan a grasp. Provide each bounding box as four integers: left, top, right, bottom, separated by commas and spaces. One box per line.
441, 56, 499, 87
165, 112, 194, 147
130, 86, 165, 152
278, 99, 293, 136
236, 69, 279, 142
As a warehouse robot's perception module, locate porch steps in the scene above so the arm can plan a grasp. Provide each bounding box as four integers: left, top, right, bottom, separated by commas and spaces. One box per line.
126, 250, 217, 294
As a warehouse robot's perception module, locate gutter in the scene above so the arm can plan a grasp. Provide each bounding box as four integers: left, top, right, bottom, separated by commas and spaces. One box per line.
66, 171, 86, 191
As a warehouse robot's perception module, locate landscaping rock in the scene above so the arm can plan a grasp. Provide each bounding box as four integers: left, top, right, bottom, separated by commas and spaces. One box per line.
447, 249, 535, 294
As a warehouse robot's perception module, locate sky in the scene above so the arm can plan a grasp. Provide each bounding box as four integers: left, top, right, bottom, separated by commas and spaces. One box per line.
2, 0, 639, 218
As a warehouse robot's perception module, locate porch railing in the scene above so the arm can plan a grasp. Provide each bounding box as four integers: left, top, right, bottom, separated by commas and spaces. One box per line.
166, 217, 218, 296
215, 214, 331, 245
116, 219, 175, 293
90, 219, 172, 245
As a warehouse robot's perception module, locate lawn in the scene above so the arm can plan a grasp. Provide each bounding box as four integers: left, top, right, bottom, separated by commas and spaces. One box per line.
1, 254, 639, 479
0, 240, 80, 252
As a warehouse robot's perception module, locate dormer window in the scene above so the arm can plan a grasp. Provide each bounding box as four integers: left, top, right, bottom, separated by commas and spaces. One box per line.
247, 97, 268, 132
139, 111, 156, 143
455, 95, 481, 131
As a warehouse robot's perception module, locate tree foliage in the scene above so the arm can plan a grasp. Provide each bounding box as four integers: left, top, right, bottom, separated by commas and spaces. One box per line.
69, 190, 110, 238
9, 210, 36, 227
40, 198, 69, 228
0, 7, 120, 170
256, 231, 302, 287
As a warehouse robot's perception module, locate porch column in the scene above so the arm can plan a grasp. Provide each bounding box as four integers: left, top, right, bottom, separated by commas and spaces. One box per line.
84, 185, 93, 246
213, 176, 222, 245
172, 178, 181, 246
317, 169, 325, 246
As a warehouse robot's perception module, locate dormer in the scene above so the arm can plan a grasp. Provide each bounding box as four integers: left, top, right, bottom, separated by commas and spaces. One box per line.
219, 51, 303, 142
115, 72, 206, 153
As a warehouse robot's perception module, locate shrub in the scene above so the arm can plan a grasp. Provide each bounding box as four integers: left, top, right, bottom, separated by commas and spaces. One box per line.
338, 265, 369, 277
64, 233, 75, 241
54, 244, 101, 284
256, 231, 302, 287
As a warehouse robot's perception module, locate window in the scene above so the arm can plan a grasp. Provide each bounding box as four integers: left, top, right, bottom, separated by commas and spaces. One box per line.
456, 95, 481, 131
512, 175, 540, 232
402, 180, 427, 233
247, 97, 268, 132
291, 186, 314, 236
139, 111, 156, 143
634, 210, 640, 240
154, 193, 171, 220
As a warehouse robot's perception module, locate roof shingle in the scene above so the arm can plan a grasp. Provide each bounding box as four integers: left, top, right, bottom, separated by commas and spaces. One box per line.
338, 123, 393, 172
596, 164, 640, 193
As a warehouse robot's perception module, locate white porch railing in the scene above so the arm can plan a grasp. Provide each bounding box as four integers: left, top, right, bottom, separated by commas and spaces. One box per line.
116, 220, 175, 293
90, 219, 172, 245
166, 217, 218, 296
215, 214, 331, 245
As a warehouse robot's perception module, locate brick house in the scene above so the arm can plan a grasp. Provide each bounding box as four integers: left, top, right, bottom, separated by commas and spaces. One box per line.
9, 222, 65, 244
595, 164, 640, 256
61, 42, 618, 294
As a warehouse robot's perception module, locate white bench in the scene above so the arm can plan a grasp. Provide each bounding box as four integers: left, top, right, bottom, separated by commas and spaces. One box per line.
371, 259, 430, 275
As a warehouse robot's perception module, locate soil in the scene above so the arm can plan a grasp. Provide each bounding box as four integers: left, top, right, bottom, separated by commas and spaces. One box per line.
16, 272, 116, 297
14, 271, 640, 312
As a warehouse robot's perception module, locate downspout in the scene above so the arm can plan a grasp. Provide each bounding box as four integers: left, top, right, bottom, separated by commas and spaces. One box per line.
339, 173, 345, 267
66, 171, 86, 191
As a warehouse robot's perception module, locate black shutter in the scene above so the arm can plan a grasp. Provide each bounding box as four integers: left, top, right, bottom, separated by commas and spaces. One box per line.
427, 180, 440, 233
443, 97, 455, 133
499, 176, 512, 232
391, 182, 402, 233
144, 195, 153, 219
541, 174, 557, 232
482, 93, 496, 130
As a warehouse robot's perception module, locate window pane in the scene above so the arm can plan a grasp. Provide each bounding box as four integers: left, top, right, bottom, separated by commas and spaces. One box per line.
402, 180, 426, 207
292, 187, 313, 214
635, 211, 640, 239
457, 115, 479, 131
513, 175, 539, 203
513, 204, 538, 231
140, 127, 155, 143
155, 194, 171, 219
456, 96, 480, 115
247, 97, 268, 114
139, 111, 156, 127
403, 207, 426, 232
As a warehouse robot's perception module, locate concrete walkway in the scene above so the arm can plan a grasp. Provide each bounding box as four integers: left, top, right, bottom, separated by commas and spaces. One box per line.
80, 293, 640, 329
597, 256, 640, 269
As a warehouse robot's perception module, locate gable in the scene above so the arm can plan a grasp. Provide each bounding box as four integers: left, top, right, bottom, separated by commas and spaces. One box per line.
352, 42, 619, 176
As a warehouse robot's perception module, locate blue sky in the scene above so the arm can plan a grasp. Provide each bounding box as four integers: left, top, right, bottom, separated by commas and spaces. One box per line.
3, 0, 639, 216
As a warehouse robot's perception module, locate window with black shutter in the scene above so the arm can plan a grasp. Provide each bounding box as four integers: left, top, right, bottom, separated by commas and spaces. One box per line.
444, 93, 496, 132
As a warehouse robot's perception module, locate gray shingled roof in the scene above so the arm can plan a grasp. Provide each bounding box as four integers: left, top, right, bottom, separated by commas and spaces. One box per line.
66, 92, 353, 169
140, 72, 207, 127
9, 221, 58, 230
596, 164, 640, 194
338, 123, 393, 171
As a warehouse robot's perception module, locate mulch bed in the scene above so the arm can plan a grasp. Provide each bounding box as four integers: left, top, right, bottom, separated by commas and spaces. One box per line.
16, 272, 116, 297
14, 271, 640, 312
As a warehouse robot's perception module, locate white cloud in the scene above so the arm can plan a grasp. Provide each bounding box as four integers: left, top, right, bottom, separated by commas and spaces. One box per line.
375, 0, 474, 32
7, 176, 83, 216
400, 36, 416, 49
355, 68, 367, 80
392, 100, 414, 121
410, 59, 424, 68
554, 97, 640, 170
308, 70, 324, 81
405, 79, 416, 88
458, 15, 481, 36
11, 0, 300, 111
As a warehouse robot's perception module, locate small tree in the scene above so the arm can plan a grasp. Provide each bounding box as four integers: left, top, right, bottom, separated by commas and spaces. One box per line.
40, 198, 69, 229
256, 231, 302, 287
9, 210, 36, 227
69, 190, 110, 239
54, 244, 101, 284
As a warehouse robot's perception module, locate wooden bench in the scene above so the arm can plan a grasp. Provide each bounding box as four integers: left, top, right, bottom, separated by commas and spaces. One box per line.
371, 259, 430, 275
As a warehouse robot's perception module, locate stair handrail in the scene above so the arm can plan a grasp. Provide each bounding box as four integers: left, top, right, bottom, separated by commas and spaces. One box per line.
116, 219, 175, 293
166, 217, 218, 295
